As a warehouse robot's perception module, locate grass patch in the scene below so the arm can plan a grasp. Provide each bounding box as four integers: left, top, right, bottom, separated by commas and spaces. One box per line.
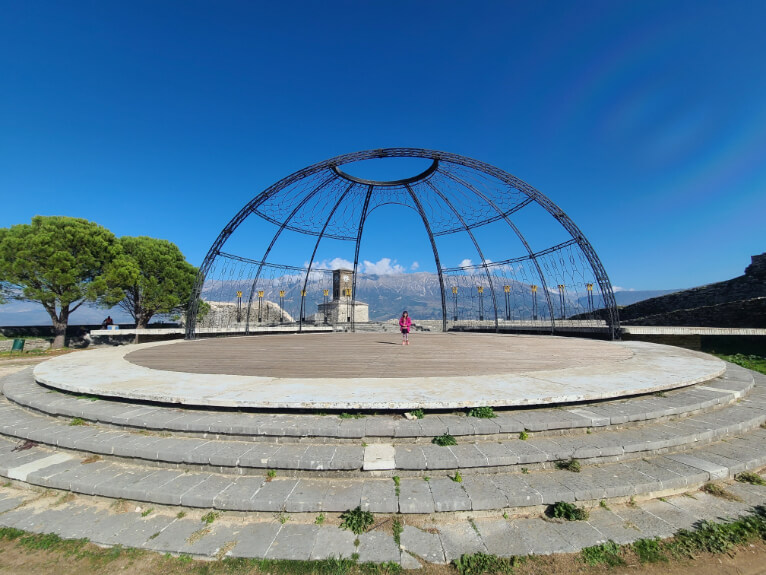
432, 433, 457, 446
410, 409, 424, 419
701, 482, 741, 501
275, 511, 289, 524
392, 519, 403, 546
140, 507, 153, 517
668, 511, 766, 556
518, 430, 529, 440
454, 552, 523, 574
581, 540, 625, 566
632, 537, 667, 563
717, 353, 766, 375
221, 556, 402, 574
451, 471, 463, 483
69, 417, 86, 426
339, 412, 365, 419
467, 406, 496, 419
599, 499, 610, 511
315, 513, 325, 525
266, 469, 277, 480
736, 471, 766, 486
392, 476, 400, 497
339, 506, 374, 535
201, 511, 220, 524
547, 501, 588, 521
555, 459, 581, 473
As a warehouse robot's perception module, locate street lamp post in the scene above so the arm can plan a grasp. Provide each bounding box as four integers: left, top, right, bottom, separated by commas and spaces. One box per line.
236, 290, 242, 323
558, 284, 566, 319
451, 286, 458, 321
477, 285, 485, 321
345, 287, 351, 323
503, 285, 511, 321
257, 290, 264, 323
531, 285, 538, 320
323, 289, 329, 324
279, 290, 285, 323
586, 283, 594, 314
300, 290, 306, 322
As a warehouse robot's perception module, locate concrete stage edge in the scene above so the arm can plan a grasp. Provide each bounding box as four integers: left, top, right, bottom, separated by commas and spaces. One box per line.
34, 333, 725, 410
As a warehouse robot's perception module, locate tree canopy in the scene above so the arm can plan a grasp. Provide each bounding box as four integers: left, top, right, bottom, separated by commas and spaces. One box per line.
0, 216, 130, 348
117, 236, 198, 329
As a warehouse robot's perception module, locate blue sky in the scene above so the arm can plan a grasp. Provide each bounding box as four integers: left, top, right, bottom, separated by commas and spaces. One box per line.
1, 0, 765, 298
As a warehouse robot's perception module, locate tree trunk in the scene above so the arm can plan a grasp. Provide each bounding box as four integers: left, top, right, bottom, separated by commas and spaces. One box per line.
50, 308, 69, 349
134, 309, 154, 344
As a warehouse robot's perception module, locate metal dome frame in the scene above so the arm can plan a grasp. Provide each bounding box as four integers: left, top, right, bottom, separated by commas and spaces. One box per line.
186, 148, 620, 339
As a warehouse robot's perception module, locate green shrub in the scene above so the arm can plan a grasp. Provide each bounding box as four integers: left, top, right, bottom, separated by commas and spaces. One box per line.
555, 459, 581, 473
548, 501, 588, 521
340, 506, 374, 535
467, 406, 496, 419
432, 433, 457, 446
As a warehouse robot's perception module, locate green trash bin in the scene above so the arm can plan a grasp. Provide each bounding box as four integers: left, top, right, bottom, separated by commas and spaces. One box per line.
11, 338, 25, 353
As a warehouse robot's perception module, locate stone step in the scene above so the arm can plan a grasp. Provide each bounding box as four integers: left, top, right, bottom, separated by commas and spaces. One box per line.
1, 476, 763, 565
1, 368, 764, 475
2, 428, 766, 514
3, 364, 756, 440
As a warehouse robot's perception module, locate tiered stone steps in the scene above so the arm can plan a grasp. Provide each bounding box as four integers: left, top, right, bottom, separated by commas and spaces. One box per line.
0, 364, 765, 516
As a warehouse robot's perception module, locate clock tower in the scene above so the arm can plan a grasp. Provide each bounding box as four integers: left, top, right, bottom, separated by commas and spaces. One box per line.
332, 268, 354, 300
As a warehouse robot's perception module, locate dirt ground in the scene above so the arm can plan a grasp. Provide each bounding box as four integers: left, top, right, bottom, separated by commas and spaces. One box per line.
1, 537, 766, 575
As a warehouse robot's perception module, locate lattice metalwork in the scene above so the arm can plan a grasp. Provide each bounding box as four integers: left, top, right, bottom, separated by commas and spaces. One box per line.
186, 149, 620, 339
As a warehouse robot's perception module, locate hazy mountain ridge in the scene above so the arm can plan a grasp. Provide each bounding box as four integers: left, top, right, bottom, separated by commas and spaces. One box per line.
0, 274, 680, 326
201, 273, 675, 322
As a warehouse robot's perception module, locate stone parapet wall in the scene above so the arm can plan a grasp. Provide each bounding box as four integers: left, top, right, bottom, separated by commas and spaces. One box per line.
0, 338, 50, 352
618, 253, 766, 328
622, 297, 766, 328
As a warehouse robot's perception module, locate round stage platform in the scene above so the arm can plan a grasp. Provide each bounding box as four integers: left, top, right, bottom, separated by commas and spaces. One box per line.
33, 333, 724, 410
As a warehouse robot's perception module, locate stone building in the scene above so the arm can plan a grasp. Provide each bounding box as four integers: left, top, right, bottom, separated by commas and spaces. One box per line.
316, 268, 369, 325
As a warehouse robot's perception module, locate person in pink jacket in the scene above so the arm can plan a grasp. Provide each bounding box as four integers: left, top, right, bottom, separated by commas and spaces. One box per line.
399, 310, 412, 345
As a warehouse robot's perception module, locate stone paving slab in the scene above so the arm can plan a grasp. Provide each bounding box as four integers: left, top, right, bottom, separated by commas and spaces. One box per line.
227, 522, 282, 558
0, 478, 764, 565
3, 425, 766, 516
265, 523, 319, 560
309, 525, 358, 560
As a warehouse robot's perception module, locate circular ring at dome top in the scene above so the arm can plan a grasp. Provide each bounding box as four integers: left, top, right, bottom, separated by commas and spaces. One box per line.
331, 159, 439, 187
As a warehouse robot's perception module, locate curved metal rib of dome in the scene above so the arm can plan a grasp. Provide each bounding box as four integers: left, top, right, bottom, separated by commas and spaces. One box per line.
186, 148, 620, 339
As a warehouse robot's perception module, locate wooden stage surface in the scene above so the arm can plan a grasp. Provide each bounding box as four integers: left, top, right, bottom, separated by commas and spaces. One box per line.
125, 332, 632, 378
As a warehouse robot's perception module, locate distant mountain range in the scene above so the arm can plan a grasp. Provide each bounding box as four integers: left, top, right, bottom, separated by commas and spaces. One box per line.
201, 273, 680, 322
0, 274, 680, 326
